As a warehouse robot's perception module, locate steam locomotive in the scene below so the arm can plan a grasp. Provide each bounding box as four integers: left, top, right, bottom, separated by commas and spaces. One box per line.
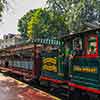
0, 28, 100, 100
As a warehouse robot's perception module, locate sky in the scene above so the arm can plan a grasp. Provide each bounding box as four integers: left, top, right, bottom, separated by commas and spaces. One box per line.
0, 0, 46, 38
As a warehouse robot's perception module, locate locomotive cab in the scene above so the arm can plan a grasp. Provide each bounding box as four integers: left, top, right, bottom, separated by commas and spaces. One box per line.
63, 28, 100, 100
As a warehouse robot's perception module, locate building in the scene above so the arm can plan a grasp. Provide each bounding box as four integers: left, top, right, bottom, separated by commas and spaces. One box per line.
0, 33, 22, 49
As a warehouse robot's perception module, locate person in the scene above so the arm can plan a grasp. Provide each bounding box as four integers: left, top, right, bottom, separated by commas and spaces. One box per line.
69, 44, 83, 60
72, 44, 83, 56
88, 46, 96, 54
5, 60, 9, 67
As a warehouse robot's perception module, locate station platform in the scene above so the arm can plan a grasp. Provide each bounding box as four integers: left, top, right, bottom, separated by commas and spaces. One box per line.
0, 73, 60, 100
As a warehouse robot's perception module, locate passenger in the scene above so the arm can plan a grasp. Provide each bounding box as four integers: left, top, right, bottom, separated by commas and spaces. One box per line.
88, 46, 96, 54
5, 60, 9, 67
69, 44, 83, 59
72, 44, 83, 56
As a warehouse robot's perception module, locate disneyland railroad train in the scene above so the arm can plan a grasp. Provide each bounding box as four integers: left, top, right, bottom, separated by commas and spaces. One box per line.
0, 28, 100, 99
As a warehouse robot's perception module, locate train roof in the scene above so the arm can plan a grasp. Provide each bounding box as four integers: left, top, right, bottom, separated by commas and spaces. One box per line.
60, 28, 100, 40
0, 38, 64, 53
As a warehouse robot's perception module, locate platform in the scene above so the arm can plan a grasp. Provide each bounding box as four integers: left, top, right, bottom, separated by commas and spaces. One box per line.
0, 73, 60, 100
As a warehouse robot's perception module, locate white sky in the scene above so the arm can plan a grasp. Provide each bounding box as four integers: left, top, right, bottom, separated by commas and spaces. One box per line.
0, 0, 46, 38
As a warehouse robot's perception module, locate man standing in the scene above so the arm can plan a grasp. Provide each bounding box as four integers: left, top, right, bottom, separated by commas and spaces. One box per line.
71, 44, 83, 57
5, 60, 9, 67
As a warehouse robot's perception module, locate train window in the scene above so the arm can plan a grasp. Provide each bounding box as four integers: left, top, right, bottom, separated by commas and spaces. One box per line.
86, 35, 98, 56
73, 38, 82, 50
72, 37, 83, 56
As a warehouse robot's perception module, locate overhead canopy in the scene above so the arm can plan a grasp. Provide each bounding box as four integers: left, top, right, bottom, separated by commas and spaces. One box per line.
31, 38, 64, 46
16, 38, 64, 46
0, 38, 64, 55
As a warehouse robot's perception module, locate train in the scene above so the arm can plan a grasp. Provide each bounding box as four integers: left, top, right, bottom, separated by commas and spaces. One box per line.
0, 28, 100, 100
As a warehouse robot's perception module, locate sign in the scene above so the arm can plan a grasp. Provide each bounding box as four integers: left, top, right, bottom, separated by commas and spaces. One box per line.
73, 66, 97, 73
42, 57, 57, 72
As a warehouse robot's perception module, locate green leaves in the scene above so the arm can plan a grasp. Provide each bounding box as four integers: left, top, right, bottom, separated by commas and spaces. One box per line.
47, 0, 100, 33
27, 8, 45, 38
18, 8, 65, 39
18, 10, 34, 38
0, 0, 7, 18
18, 0, 100, 39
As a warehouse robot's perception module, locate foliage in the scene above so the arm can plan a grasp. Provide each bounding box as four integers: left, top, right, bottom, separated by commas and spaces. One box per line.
18, 0, 100, 39
27, 8, 42, 39
18, 8, 66, 39
47, 0, 100, 33
18, 10, 34, 38
0, 0, 7, 20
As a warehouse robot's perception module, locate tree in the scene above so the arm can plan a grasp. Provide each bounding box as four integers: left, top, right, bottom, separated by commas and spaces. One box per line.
0, 0, 8, 21
18, 8, 65, 39
0, 0, 7, 20
27, 8, 66, 38
47, 0, 100, 33
27, 8, 42, 39
18, 10, 34, 38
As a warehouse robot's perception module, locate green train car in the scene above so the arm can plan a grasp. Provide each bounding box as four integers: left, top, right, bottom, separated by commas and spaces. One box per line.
1, 28, 100, 99
62, 28, 100, 100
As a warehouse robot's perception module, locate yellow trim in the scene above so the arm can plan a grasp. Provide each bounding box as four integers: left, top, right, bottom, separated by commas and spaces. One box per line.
13, 78, 60, 100
58, 73, 64, 77
33, 88, 61, 100
43, 58, 57, 65
73, 66, 97, 73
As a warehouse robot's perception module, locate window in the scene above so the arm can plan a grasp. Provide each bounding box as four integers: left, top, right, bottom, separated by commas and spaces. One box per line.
71, 37, 83, 56
73, 37, 82, 50
85, 34, 98, 56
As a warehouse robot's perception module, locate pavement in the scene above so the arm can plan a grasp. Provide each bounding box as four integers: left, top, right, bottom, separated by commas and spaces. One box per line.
0, 73, 60, 100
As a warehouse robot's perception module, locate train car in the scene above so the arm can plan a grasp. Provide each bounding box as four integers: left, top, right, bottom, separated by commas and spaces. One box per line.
2, 30, 100, 99
62, 28, 100, 100
0, 44, 35, 79
0, 38, 66, 84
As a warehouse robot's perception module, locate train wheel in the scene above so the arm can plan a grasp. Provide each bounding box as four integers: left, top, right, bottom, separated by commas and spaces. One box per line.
96, 95, 100, 100
81, 92, 90, 100
69, 89, 81, 100
81, 92, 100, 100
93, 95, 100, 100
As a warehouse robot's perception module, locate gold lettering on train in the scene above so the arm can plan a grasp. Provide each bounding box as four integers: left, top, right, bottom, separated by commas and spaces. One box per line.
73, 66, 97, 73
